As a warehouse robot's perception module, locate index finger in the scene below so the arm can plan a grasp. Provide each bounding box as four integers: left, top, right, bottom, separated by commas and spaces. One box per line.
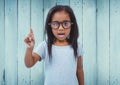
30, 28, 33, 34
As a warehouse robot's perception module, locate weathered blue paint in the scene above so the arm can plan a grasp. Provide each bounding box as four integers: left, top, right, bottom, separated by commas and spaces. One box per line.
31, 0, 44, 85
97, 0, 110, 85
70, 0, 83, 43
5, 0, 18, 85
18, 0, 31, 85
0, 0, 5, 85
110, 0, 120, 85
83, 0, 97, 85
0, 0, 120, 85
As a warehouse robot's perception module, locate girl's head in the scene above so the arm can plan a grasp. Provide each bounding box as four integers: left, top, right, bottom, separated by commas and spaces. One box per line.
45, 5, 79, 58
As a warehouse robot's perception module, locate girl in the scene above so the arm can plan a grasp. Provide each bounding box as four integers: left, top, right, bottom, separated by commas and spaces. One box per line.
24, 5, 84, 85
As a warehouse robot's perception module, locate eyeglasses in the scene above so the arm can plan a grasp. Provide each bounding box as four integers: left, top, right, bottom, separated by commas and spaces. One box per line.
48, 20, 73, 29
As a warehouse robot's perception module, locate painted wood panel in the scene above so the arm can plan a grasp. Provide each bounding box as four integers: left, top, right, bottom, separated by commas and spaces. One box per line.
97, 0, 110, 85
31, 0, 44, 85
83, 0, 97, 85
0, 0, 5, 85
18, 0, 31, 85
70, 0, 83, 43
43, 0, 56, 24
56, 0, 69, 5
5, 0, 18, 85
0, 0, 120, 85
44, 0, 70, 20
110, 0, 120, 85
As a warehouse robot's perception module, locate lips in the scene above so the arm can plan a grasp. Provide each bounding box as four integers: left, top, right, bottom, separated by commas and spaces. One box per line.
57, 33, 65, 38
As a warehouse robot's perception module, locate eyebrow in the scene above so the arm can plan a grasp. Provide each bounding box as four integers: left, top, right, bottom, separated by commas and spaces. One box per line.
51, 20, 71, 22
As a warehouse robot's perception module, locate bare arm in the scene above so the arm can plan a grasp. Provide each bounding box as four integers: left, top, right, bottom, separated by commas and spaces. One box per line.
24, 48, 41, 68
76, 56, 84, 85
24, 28, 41, 68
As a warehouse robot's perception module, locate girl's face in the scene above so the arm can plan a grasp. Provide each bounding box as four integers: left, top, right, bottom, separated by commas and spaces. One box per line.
51, 11, 71, 42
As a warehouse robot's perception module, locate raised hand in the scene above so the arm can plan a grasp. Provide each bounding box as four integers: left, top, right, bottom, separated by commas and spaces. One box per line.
24, 28, 35, 49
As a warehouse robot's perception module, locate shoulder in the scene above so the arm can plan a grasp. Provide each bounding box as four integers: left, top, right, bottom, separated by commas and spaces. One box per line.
33, 40, 47, 53
41, 40, 47, 44
33, 40, 47, 60
38, 40, 47, 47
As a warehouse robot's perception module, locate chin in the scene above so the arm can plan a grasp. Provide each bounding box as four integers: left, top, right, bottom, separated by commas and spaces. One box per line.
56, 38, 67, 42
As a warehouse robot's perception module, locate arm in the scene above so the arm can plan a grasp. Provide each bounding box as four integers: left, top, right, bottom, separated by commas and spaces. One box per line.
76, 56, 84, 85
24, 28, 41, 68
25, 48, 41, 68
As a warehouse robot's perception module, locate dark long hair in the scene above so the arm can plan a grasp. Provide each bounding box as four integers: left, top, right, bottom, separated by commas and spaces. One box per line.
44, 5, 79, 59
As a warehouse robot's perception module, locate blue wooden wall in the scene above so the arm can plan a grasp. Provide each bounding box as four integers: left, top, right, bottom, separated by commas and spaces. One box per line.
0, 0, 120, 85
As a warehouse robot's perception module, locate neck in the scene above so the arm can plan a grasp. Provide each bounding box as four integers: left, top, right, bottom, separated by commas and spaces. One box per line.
53, 39, 69, 46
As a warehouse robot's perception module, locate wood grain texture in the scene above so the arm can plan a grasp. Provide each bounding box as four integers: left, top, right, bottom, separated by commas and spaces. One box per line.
31, 0, 44, 85
56, 0, 69, 5
83, 0, 97, 85
43, 0, 56, 24
110, 0, 120, 85
70, 0, 83, 43
5, 0, 18, 85
0, 0, 5, 85
97, 0, 110, 85
18, 0, 31, 85
0, 0, 120, 85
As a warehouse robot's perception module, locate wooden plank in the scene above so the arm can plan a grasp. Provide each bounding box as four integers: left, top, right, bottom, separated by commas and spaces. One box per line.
97, 0, 110, 85
5, 0, 18, 85
110, 0, 120, 85
43, 0, 56, 24
56, 0, 69, 5
70, 0, 83, 43
18, 0, 31, 85
31, 0, 44, 85
44, 0, 70, 22
0, 0, 5, 85
82, 0, 97, 85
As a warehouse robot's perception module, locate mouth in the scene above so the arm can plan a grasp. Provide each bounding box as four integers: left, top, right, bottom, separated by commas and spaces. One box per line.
57, 33, 65, 38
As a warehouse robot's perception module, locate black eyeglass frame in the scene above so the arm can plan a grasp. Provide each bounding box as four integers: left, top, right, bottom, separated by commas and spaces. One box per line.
48, 20, 73, 29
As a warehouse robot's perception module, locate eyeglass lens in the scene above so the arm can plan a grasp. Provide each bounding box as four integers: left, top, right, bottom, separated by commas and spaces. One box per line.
50, 21, 72, 29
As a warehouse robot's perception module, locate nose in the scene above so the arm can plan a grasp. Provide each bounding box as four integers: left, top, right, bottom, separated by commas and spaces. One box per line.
58, 24, 64, 31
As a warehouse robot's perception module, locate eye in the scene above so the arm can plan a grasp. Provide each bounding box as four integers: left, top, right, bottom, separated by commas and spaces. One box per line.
63, 21, 71, 27
64, 22, 69, 25
51, 21, 59, 29
52, 21, 59, 26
